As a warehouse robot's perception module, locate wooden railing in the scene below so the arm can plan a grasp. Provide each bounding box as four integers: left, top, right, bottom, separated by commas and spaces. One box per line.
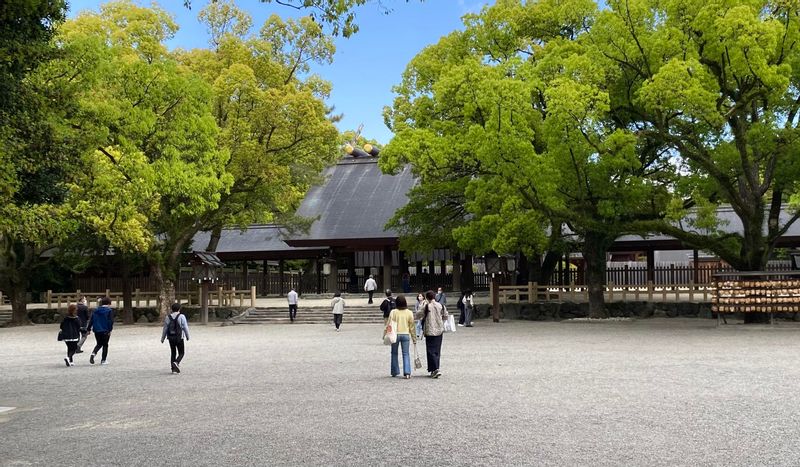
45, 286, 257, 312
497, 281, 714, 304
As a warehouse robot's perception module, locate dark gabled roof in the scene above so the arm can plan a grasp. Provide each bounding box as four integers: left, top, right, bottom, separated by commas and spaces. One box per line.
190, 225, 325, 260
285, 158, 416, 248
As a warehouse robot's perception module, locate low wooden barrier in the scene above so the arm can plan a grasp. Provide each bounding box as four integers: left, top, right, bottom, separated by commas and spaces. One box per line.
497, 281, 713, 304
45, 286, 257, 311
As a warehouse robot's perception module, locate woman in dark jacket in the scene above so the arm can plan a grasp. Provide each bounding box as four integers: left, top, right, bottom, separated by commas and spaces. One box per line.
60, 304, 82, 367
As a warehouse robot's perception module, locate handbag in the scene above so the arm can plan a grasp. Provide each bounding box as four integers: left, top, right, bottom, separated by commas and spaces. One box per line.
413, 343, 423, 369
445, 315, 457, 333
383, 311, 397, 345
57, 330, 63, 341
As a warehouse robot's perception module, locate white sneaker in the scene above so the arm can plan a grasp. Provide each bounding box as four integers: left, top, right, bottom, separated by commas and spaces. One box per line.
69, 361, 74, 366
100, 361, 108, 365
457, 324, 464, 327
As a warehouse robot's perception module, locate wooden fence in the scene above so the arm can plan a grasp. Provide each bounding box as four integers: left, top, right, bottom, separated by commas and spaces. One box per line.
45, 286, 257, 312
498, 281, 714, 304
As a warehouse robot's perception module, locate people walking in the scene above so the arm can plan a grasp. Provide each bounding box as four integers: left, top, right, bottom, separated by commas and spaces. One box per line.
380, 289, 396, 322
331, 291, 345, 331
416, 290, 448, 378
414, 293, 425, 340
435, 287, 447, 307
76, 296, 90, 353
60, 304, 82, 367
385, 295, 416, 379
463, 289, 474, 327
161, 303, 190, 373
364, 275, 377, 304
87, 297, 114, 365
457, 291, 466, 326
287, 287, 298, 323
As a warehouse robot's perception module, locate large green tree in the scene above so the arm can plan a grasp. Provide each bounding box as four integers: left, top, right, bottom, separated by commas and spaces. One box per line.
0, 0, 76, 324
179, 1, 340, 252
383, 0, 675, 317
57, 1, 232, 318
589, 0, 800, 272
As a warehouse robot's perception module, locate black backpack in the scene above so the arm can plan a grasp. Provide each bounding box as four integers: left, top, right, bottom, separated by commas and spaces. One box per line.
167, 314, 181, 338
381, 297, 396, 318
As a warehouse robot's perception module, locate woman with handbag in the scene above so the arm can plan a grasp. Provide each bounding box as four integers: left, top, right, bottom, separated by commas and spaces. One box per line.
385, 295, 416, 379
416, 290, 448, 378
59, 304, 82, 367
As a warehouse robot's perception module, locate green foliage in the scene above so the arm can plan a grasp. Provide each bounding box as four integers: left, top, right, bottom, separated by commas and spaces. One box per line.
182, 1, 340, 239
185, 0, 420, 38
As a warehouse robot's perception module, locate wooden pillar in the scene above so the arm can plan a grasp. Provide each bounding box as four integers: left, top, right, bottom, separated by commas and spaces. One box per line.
693, 249, 700, 284
383, 246, 393, 292
242, 261, 248, 289
463, 254, 474, 290
452, 252, 462, 292
201, 282, 209, 325
646, 249, 655, 283
349, 252, 358, 293
278, 259, 285, 296
261, 260, 268, 296
491, 273, 500, 323
327, 252, 338, 294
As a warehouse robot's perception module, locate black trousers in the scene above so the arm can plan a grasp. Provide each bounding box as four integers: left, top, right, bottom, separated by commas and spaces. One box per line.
368, 290, 374, 303
288, 304, 297, 321
425, 334, 443, 372
169, 338, 185, 364
92, 332, 110, 361
65, 341, 78, 361
333, 313, 343, 329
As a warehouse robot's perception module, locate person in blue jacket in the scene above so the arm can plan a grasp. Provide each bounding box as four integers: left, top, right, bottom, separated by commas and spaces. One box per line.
87, 296, 114, 365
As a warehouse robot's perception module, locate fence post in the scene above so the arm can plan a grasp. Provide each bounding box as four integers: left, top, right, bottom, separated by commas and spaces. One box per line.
231, 286, 237, 307
105, 288, 110, 298
647, 281, 654, 301
218, 287, 223, 307
134, 288, 140, 308
57, 294, 62, 312
689, 281, 694, 301
250, 286, 256, 307
47, 290, 52, 309
608, 281, 615, 302
570, 280, 575, 302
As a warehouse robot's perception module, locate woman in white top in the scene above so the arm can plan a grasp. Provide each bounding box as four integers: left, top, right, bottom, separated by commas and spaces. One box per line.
331, 291, 345, 331
414, 293, 425, 339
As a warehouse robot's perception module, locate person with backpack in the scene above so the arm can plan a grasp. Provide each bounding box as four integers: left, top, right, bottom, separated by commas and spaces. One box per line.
59, 304, 82, 367
161, 302, 190, 373
76, 296, 90, 353
380, 289, 396, 323
87, 297, 114, 365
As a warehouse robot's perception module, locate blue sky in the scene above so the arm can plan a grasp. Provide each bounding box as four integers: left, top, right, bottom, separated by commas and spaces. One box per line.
66, 0, 492, 144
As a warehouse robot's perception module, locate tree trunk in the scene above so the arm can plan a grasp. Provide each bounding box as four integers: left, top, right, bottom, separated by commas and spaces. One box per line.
205, 225, 222, 252
10, 281, 29, 325
539, 251, 561, 285
121, 257, 133, 324
583, 232, 610, 319
151, 263, 176, 321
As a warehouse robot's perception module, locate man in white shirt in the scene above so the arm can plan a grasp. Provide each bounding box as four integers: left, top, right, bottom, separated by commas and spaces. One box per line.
287, 287, 298, 323
364, 275, 378, 304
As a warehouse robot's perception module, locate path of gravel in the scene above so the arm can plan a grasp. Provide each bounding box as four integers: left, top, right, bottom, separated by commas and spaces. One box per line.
2, 318, 799, 466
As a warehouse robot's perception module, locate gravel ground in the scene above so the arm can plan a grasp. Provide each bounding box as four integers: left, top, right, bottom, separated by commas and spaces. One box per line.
2, 318, 800, 466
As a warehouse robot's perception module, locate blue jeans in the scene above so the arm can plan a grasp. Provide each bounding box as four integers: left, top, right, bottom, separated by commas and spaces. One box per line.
391, 334, 411, 376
